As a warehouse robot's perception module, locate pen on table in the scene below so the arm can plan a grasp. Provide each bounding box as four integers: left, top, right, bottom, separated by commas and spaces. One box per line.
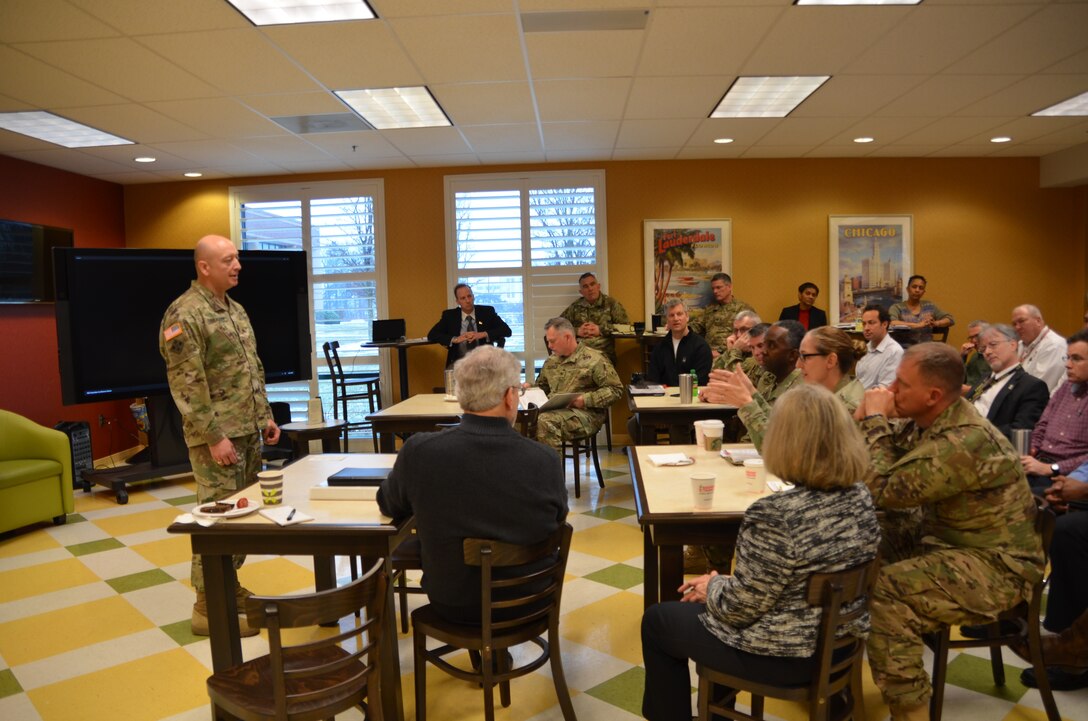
286, 508, 296, 522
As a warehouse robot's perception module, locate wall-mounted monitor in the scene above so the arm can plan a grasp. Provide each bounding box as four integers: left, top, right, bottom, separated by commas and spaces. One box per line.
54, 247, 312, 405
0, 220, 73, 303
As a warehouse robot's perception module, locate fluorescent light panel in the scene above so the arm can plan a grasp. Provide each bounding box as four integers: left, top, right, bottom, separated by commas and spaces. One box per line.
1033, 90, 1088, 117
0, 111, 133, 148
335, 87, 451, 130
795, 0, 921, 5
225, 0, 375, 26
711, 76, 830, 118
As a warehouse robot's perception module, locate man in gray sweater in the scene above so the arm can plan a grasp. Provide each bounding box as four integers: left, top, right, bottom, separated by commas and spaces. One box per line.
377, 345, 569, 623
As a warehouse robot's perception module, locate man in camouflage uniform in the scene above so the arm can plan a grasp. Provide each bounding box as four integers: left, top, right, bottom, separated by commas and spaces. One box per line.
561, 272, 630, 365
855, 342, 1044, 721
688, 272, 755, 357
534, 317, 623, 453
700, 320, 804, 450
159, 235, 280, 637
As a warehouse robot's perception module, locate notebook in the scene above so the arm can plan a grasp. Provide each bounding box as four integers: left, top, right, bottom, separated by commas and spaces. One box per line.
326, 467, 391, 487
371, 318, 406, 343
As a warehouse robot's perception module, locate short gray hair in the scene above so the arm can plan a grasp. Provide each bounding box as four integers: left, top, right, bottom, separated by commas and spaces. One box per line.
967, 319, 988, 330
544, 316, 575, 337
981, 324, 1018, 343
735, 310, 761, 325
453, 345, 520, 412
664, 298, 686, 313
1015, 304, 1043, 320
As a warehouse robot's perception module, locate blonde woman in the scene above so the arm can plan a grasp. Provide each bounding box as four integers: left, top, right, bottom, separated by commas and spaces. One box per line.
797, 326, 865, 414
640, 385, 880, 721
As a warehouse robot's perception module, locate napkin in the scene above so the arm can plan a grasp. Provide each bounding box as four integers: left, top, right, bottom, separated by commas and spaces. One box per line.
259, 505, 314, 526
647, 453, 694, 467
173, 512, 217, 527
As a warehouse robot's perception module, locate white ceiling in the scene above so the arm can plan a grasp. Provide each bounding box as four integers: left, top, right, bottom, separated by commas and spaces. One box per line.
0, 0, 1086, 184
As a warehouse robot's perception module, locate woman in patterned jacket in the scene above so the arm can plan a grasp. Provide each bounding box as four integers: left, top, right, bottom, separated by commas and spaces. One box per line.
641, 384, 881, 720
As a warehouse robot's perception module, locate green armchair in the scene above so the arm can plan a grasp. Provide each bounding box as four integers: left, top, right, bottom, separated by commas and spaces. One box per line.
0, 409, 74, 534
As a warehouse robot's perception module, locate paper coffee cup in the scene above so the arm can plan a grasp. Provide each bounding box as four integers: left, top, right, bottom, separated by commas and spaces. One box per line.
693, 420, 706, 448
743, 459, 766, 493
702, 419, 724, 451
690, 472, 716, 510
258, 469, 284, 506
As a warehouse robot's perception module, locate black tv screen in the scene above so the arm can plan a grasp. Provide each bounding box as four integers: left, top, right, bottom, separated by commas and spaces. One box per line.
54, 248, 312, 404
0, 220, 73, 303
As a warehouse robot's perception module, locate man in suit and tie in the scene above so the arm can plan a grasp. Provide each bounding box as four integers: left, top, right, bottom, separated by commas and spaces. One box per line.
427, 283, 512, 368
968, 323, 1049, 442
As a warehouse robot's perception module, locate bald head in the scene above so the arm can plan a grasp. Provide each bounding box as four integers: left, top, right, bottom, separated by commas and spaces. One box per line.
194, 235, 240, 299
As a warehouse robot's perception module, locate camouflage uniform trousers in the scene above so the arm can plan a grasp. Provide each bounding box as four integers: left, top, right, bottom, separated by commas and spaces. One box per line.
536, 407, 603, 454
867, 547, 1030, 710
188, 432, 262, 592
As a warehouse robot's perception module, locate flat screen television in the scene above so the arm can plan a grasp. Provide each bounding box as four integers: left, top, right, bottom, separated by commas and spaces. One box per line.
0, 220, 73, 303
54, 248, 313, 406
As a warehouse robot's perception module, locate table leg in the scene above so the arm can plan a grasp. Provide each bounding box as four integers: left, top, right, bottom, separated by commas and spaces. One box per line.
396, 346, 410, 401
377, 430, 396, 453
659, 544, 684, 604
643, 525, 658, 610
320, 432, 341, 454
203, 553, 242, 671
374, 555, 404, 721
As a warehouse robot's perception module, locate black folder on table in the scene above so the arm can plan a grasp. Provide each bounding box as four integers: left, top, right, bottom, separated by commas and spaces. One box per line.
327, 467, 391, 487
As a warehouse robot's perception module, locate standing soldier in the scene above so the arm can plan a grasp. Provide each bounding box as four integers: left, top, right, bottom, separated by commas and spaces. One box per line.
533, 317, 623, 453
561, 272, 630, 365
159, 234, 280, 637
688, 272, 755, 358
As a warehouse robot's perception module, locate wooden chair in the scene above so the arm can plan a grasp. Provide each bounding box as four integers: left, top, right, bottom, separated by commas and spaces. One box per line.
206, 559, 386, 721
562, 431, 604, 498
929, 501, 1060, 721
411, 523, 576, 721
322, 340, 382, 452
931, 327, 949, 343
517, 402, 540, 439
696, 557, 879, 721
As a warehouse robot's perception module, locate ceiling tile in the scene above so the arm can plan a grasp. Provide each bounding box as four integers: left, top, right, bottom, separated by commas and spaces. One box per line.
638, 7, 785, 77
0, 0, 119, 43
525, 30, 643, 80
868, 144, 946, 157
541, 121, 619, 151
534, 78, 630, 122
954, 74, 1088, 117
895, 116, 1006, 145
460, 124, 543, 153
301, 130, 405, 161
685, 118, 778, 146
793, 75, 927, 118
431, 83, 535, 125
231, 135, 337, 164
146, 140, 266, 166
371, 0, 511, 17
240, 92, 348, 118
66, 0, 247, 35
63, 103, 208, 144
805, 144, 880, 158
616, 119, 699, 148
875, 74, 1023, 118
757, 117, 856, 146
612, 147, 682, 161
409, 154, 481, 167
544, 149, 614, 161
1044, 47, 1088, 75
0, 46, 128, 109
389, 14, 526, 84
380, 127, 473, 155
145, 98, 285, 138
945, 3, 1088, 75
477, 151, 547, 165
625, 76, 734, 120
4, 147, 133, 174
837, 117, 936, 144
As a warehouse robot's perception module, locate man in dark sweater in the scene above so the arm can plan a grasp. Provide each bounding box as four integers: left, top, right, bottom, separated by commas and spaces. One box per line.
377, 345, 568, 623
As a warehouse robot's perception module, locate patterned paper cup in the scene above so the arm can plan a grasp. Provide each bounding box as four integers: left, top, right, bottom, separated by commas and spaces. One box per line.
258, 470, 284, 506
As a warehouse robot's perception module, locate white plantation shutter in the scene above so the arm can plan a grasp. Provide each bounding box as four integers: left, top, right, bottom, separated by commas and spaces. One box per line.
445, 171, 607, 378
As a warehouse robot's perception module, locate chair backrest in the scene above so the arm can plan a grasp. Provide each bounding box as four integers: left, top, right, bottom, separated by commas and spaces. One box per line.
516, 403, 539, 439
931, 327, 949, 344
803, 557, 881, 709
463, 523, 573, 647
323, 340, 345, 386
245, 558, 387, 718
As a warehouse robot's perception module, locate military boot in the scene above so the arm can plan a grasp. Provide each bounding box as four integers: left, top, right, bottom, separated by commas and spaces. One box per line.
192, 591, 259, 637
1039, 610, 1088, 670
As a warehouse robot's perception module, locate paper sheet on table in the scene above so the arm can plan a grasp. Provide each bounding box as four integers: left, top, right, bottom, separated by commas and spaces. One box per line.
259, 506, 314, 526
647, 453, 694, 467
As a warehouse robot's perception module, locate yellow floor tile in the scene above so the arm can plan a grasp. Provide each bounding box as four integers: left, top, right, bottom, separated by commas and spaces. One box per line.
570, 521, 643, 563
238, 557, 319, 596
0, 596, 155, 666
129, 535, 193, 568
0, 529, 62, 558
73, 492, 137, 514
27, 648, 209, 721
0, 557, 99, 603
560, 591, 644, 665
92, 507, 186, 538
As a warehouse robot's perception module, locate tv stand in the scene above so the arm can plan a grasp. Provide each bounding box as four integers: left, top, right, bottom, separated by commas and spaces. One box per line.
83, 460, 192, 505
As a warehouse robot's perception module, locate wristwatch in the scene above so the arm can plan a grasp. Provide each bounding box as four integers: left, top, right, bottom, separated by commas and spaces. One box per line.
1051, 463, 1061, 477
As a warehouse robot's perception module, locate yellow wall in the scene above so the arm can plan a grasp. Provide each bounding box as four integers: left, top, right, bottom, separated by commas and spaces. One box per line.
124, 157, 1088, 401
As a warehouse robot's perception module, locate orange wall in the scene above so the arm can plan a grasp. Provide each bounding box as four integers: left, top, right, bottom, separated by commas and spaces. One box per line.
124, 157, 1088, 399
0, 155, 133, 459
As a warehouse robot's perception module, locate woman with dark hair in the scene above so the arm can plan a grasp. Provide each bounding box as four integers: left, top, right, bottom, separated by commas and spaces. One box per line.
640, 384, 881, 721
889, 275, 954, 345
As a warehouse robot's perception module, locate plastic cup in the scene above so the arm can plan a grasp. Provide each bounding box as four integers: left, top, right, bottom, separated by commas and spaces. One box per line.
693, 421, 706, 448
743, 459, 766, 493
258, 469, 284, 506
444, 369, 456, 398
702, 419, 724, 451
690, 473, 716, 510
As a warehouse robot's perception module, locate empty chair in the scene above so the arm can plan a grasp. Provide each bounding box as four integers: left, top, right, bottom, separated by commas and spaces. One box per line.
412, 523, 576, 721
322, 340, 382, 452
205, 558, 386, 721
260, 401, 295, 466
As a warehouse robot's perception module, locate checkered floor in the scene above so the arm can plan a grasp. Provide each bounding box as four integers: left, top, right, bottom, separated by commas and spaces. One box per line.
1, 447, 1086, 721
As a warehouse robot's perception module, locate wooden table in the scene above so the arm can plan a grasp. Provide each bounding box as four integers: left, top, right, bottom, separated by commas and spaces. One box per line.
168, 453, 411, 721
280, 419, 346, 457
367, 393, 462, 452
629, 444, 768, 609
362, 338, 437, 401
627, 391, 738, 444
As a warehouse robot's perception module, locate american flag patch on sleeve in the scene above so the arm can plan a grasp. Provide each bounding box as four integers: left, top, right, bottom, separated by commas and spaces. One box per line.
164, 323, 183, 341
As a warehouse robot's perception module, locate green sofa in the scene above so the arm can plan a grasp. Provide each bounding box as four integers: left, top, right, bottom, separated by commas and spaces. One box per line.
0, 409, 74, 534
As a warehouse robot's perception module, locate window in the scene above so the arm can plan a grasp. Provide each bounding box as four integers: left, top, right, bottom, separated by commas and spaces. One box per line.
444, 170, 607, 376
230, 180, 387, 439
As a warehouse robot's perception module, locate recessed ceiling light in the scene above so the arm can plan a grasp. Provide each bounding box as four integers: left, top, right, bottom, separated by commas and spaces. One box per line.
225, 0, 376, 26
990, 136, 1012, 144
710, 76, 830, 118
184, 172, 203, 178
713, 138, 734, 144
335, 86, 451, 130
134, 156, 156, 163
853, 137, 874, 144
1033, 90, 1088, 117
795, 0, 921, 5
0, 111, 133, 148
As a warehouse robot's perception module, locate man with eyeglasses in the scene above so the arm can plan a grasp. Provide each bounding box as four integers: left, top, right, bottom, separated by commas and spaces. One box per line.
966, 324, 1049, 442
560, 272, 630, 365
960, 319, 992, 389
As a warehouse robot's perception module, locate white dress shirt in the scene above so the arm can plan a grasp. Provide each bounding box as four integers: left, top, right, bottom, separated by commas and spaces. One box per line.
856, 333, 904, 389
972, 365, 1018, 418
1019, 327, 1066, 395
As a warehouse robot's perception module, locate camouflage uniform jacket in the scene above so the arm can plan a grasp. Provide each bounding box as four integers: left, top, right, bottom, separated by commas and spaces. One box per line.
159, 281, 272, 448
860, 398, 1044, 584
689, 298, 755, 353
738, 369, 803, 451
561, 293, 630, 359
834, 376, 864, 415
535, 344, 623, 421
712, 349, 773, 389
